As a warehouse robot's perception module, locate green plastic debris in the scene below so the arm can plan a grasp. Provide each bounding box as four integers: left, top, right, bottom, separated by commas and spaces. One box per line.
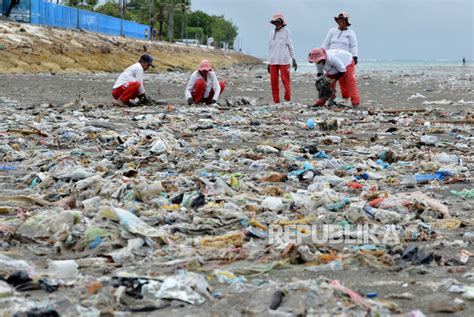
82, 227, 113, 248
451, 188, 474, 199
337, 164, 354, 171
326, 198, 351, 212
30, 177, 41, 188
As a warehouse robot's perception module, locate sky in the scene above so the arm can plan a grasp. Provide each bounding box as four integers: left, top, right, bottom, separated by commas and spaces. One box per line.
191, 0, 474, 61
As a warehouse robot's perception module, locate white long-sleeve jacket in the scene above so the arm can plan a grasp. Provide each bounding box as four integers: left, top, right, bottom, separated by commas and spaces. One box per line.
316, 49, 353, 75
185, 70, 222, 101
268, 27, 295, 65
321, 27, 358, 57
113, 63, 145, 94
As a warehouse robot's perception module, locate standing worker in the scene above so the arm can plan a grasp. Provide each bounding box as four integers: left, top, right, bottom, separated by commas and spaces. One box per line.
112, 55, 154, 106
268, 13, 297, 104
308, 48, 360, 107
322, 11, 358, 105
463, 57, 466, 66
185, 60, 225, 105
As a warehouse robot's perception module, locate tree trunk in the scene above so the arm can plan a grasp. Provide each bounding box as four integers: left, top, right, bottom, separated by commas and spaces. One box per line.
158, 6, 164, 40
167, 2, 174, 42
181, 8, 185, 40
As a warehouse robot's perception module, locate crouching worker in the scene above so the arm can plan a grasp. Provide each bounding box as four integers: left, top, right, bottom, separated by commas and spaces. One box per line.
185, 60, 225, 105
112, 54, 154, 106
308, 48, 360, 107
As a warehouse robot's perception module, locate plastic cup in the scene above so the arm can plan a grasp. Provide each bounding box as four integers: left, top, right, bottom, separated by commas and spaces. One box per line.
48, 260, 78, 280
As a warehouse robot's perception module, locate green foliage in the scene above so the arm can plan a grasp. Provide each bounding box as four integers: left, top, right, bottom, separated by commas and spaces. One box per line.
67, 0, 80, 6
80, 0, 238, 48
87, 0, 98, 7
186, 10, 238, 48
95, 3, 121, 19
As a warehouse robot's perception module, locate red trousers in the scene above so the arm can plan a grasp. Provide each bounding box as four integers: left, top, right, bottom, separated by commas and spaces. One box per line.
112, 81, 141, 103
192, 79, 226, 104
270, 64, 291, 103
337, 61, 359, 105
317, 61, 359, 106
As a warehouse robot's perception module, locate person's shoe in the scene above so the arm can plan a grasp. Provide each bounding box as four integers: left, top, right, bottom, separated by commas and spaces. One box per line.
315, 98, 326, 106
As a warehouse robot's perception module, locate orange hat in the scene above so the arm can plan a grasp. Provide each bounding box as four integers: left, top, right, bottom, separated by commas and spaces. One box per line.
334, 11, 351, 26
270, 13, 287, 26
198, 60, 212, 71
308, 48, 327, 63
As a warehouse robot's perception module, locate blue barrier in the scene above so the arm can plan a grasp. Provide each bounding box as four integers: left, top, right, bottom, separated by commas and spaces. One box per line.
2, 0, 31, 22
29, 0, 148, 40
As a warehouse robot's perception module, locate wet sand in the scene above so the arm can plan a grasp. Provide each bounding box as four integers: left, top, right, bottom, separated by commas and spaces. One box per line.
0, 65, 472, 108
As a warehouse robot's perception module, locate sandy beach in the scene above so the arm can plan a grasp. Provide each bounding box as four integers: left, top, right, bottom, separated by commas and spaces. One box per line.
0, 64, 473, 316
0, 63, 472, 108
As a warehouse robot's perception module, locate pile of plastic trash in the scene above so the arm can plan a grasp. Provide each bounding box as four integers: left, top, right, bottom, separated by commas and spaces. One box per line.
0, 91, 473, 316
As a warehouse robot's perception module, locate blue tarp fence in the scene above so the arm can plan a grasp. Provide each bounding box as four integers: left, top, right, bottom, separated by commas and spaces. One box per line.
23, 0, 148, 40
1, 0, 32, 22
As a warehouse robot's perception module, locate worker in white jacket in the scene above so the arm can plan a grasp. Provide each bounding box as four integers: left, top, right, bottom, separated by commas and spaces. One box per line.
308, 48, 360, 107
268, 13, 297, 104
112, 54, 153, 106
321, 12, 358, 65
185, 60, 225, 105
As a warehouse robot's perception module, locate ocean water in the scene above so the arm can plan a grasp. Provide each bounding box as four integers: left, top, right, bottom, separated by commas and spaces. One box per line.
297, 60, 472, 74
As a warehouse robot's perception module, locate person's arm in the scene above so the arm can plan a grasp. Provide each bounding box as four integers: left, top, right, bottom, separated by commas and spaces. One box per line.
332, 72, 345, 81
267, 31, 273, 73
321, 29, 332, 50
211, 72, 221, 102
185, 72, 196, 102
286, 29, 297, 70
349, 30, 358, 64
286, 29, 296, 60
316, 63, 324, 76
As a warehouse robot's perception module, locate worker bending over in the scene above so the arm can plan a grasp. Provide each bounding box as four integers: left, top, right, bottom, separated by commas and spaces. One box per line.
185, 60, 225, 105
308, 48, 360, 107
112, 54, 154, 106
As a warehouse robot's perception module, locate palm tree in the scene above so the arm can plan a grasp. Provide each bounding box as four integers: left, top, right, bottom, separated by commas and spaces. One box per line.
179, 0, 191, 41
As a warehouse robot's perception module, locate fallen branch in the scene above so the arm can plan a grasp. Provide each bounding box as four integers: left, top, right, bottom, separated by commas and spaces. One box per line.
432, 119, 474, 124
370, 108, 427, 114
8, 119, 48, 137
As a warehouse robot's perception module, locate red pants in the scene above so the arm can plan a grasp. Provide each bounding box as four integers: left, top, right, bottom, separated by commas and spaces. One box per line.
192, 79, 226, 104
270, 64, 291, 103
316, 61, 360, 106
112, 81, 141, 103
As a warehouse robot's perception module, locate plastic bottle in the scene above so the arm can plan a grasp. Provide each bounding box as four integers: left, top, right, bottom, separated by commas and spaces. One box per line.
306, 118, 316, 129
402, 171, 451, 186
434, 153, 459, 164
364, 205, 404, 224
231, 132, 240, 143
48, 260, 78, 280
262, 197, 283, 211
314, 150, 331, 159
306, 260, 343, 272
364, 205, 377, 218
365, 172, 384, 180
420, 135, 438, 145
150, 140, 167, 154
0, 165, 17, 171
